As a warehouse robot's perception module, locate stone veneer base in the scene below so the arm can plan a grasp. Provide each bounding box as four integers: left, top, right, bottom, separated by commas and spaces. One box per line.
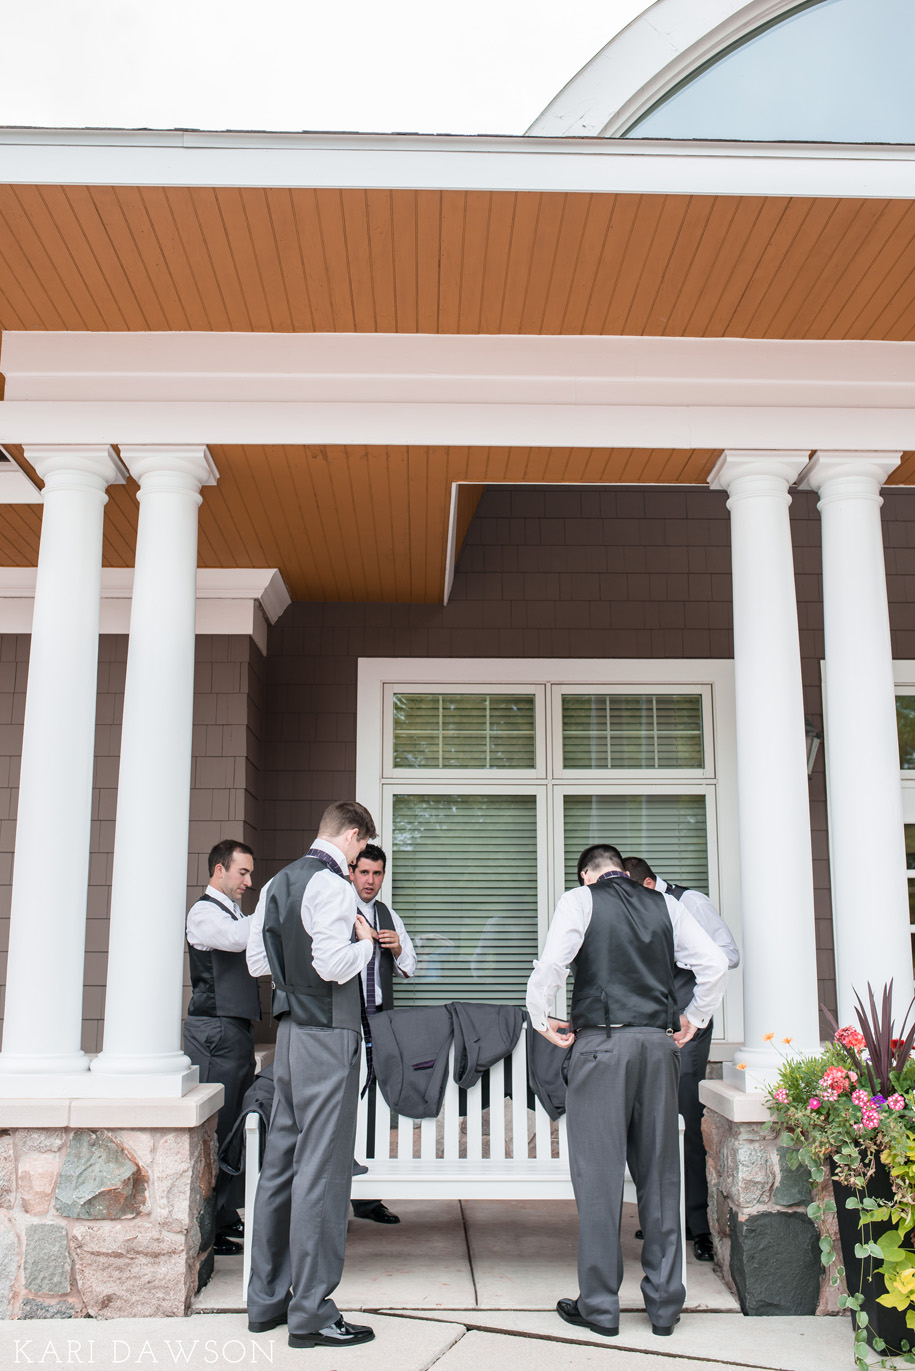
0, 1085, 222, 1318
699, 1081, 839, 1318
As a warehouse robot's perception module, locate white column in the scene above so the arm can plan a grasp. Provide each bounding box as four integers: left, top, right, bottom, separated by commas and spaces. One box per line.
710, 453, 822, 1082
0, 446, 126, 1079
801, 452, 913, 1027
90, 445, 217, 1090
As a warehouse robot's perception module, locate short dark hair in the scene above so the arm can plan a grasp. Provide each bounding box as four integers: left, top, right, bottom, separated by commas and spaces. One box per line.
623, 856, 656, 884
208, 839, 254, 878
354, 843, 387, 871
576, 844, 623, 885
318, 800, 377, 842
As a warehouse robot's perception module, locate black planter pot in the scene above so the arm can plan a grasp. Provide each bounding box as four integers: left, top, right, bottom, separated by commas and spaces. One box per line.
831, 1157, 913, 1356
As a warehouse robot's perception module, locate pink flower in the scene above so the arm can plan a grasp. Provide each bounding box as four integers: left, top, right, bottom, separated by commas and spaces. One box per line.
861, 1109, 880, 1129
808, 1097, 821, 1110
836, 1027, 867, 1053
852, 1089, 870, 1107
887, 1094, 906, 1111
773, 1088, 788, 1104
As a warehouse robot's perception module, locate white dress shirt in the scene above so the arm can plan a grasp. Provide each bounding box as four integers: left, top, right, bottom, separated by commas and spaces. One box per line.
246, 838, 373, 984
187, 884, 251, 952
357, 895, 416, 1006
654, 877, 741, 969
526, 877, 729, 1032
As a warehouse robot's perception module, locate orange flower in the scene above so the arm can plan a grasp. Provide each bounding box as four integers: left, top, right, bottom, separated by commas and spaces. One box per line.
736, 1062, 747, 1070
782, 1037, 793, 1045
762, 1032, 775, 1042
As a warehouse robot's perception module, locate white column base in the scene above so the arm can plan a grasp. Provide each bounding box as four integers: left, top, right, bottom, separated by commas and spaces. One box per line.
0, 1051, 90, 1076
0, 1064, 199, 1099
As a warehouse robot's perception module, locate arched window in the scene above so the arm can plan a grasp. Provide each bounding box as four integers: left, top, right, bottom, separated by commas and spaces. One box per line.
623, 0, 915, 142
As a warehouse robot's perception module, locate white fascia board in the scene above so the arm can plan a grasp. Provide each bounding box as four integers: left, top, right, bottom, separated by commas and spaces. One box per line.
0, 126, 913, 199
5, 333, 915, 408
3, 400, 915, 454
0, 567, 291, 644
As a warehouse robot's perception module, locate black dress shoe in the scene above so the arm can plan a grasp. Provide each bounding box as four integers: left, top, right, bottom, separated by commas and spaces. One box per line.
556, 1298, 618, 1337
248, 1314, 287, 1333
213, 1235, 244, 1256
354, 1201, 400, 1224
221, 1219, 244, 1240
652, 1316, 681, 1336
288, 1318, 374, 1349
693, 1233, 714, 1262
634, 1229, 644, 1240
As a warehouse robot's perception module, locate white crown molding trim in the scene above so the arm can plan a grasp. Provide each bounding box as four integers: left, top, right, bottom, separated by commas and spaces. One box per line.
0, 567, 291, 646
0, 126, 912, 199
528, 0, 823, 138
5, 333, 915, 408
3, 399, 915, 454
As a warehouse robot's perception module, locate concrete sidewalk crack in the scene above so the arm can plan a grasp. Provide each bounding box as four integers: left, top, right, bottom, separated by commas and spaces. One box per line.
366, 1310, 799, 1369
458, 1199, 479, 1307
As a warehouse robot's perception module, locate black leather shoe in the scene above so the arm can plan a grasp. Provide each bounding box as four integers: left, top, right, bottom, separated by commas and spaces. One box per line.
221, 1219, 244, 1241
634, 1229, 644, 1240
213, 1235, 244, 1256
248, 1314, 287, 1333
693, 1233, 714, 1262
354, 1201, 400, 1224
652, 1316, 681, 1336
288, 1318, 374, 1349
556, 1298, 618, 1337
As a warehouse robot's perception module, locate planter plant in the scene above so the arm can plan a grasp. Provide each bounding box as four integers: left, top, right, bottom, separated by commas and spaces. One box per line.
764, 981, 915, 1369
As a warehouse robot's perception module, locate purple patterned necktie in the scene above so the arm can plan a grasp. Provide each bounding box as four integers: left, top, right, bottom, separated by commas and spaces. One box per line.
364, 903, 378, 1018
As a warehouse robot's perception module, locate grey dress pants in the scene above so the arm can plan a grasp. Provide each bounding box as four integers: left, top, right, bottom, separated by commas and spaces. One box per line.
566, 1026, 684, 1330
183, 1015, 255, 1231
247, 1016, 361, 1335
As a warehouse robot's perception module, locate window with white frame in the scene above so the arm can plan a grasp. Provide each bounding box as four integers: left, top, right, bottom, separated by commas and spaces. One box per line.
894, 678, 915, 966
357, 660, 741, 1046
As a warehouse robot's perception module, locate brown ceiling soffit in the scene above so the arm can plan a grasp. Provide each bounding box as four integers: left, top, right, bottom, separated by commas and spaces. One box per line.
0, 187, 913, 342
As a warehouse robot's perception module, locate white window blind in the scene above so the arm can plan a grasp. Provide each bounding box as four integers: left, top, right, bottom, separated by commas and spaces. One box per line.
393, 693, 536, 769
391, 793, 539, 1006
562, 694, 704, 770
563, 794, 709, 893
897, 697, 915, 769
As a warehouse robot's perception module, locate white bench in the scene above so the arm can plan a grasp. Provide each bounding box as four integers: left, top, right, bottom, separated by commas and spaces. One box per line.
243, 1022, 686, 1293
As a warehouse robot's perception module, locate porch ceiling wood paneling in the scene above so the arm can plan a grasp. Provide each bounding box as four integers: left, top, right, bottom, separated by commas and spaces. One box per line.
0, 187, 914, 340
2, 444, 723, 602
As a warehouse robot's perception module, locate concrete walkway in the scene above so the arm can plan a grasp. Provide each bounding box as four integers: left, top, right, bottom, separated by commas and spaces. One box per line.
0, 1201, 862, 1369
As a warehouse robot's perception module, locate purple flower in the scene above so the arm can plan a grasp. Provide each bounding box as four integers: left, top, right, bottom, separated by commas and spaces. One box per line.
871, 1094, 886, 1107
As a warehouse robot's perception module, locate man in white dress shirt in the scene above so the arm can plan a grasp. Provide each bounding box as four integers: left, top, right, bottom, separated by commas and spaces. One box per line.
527, 843, 727, 1340
624, 856, 740, 1263
245, 801, 378, 1351
348, 842, 416, 1225
184, 839, 259, 1256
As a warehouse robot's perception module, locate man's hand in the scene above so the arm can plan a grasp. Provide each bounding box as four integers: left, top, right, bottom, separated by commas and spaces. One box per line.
376, 928, 402, 958
354, 914, 376, 943
536, 1016, 575, 1049
672, 1014, 697, 1047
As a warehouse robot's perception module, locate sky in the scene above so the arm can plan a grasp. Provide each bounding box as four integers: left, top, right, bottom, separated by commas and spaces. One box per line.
1, 0, 653, 135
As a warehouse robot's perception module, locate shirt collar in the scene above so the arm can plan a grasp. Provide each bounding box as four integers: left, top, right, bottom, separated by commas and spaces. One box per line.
312, 836, 349, 876
655, 876, 668, 894
205, 884, 239, 914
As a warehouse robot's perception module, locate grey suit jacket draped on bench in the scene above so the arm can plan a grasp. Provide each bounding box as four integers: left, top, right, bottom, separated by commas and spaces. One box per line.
370, 1001, 526, 1119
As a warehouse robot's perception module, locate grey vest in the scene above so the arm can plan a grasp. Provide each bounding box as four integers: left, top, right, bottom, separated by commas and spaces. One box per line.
187, 893, 261, 1021
367, 899, 396, 1012
570, 876, 678, 1034
263, 854, 362, 1031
